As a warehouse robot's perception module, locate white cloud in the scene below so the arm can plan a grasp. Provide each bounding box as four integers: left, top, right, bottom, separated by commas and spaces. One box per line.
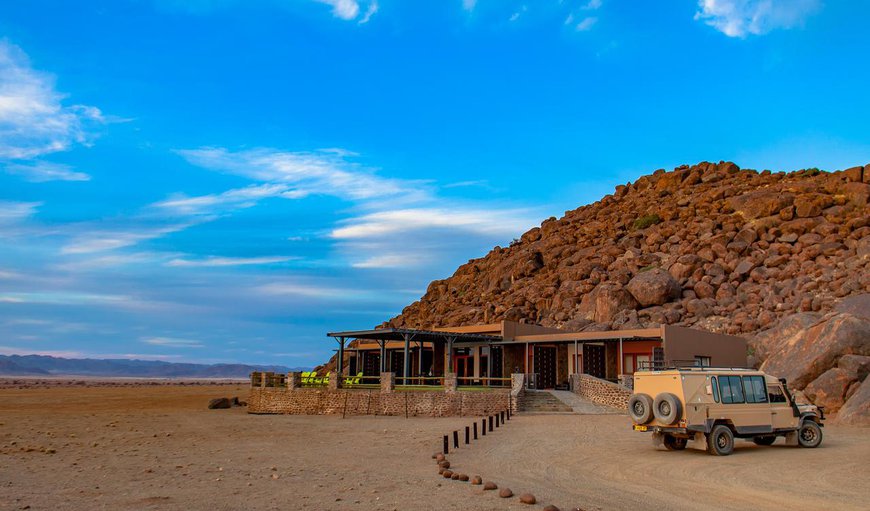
358, 0, 378, 24
153, 183, 301, 215
141, 337, 204, 348
0, 200, 41, 224
695, 0, 821, 38
313, 0, 377, 22
166, 255, 297, 267
0, 40, 105, 160
176, 147, 429, 203
330, 207, 530, 240
582, 0, 602, 10
352, 254, 423, 269
462, 0, 477, 11
4, 161, 90, 182
61, 223, 193, 254
576, 16, 597, 31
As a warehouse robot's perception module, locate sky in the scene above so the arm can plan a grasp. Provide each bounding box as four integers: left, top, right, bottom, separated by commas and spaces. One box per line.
1, 0, 869, 367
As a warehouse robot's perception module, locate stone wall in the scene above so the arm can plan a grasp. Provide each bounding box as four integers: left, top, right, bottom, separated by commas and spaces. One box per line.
571, 373, 631, 410
249, 387, 513, 417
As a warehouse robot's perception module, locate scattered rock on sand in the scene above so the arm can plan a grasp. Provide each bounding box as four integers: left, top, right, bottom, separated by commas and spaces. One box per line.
438, 460, 450, 469
483, 481, 497, 490
543, 506, 560, 511
499, 488, 513, 498
519, 493, 536, 504
451, 473, 460, 480
208, 398, 231, 409
458, 474, 469, 481
471, 475, 482, 485
442, 470, 453, 479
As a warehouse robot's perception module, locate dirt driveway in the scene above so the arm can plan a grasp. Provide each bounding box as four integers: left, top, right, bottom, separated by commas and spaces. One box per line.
0, 383, 867, 511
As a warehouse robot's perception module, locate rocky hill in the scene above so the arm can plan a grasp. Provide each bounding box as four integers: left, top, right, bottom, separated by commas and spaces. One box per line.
382, 161, 870, 423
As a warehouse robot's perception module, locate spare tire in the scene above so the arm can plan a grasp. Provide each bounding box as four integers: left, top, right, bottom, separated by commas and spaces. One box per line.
653, 393, 682, 425
628, 393, 654, 424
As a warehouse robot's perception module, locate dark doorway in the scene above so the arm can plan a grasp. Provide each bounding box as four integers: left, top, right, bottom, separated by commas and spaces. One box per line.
534, 346, 557, 389
362, 352, 380, 376
583, 344, 606, 379
390, 350, 404, 375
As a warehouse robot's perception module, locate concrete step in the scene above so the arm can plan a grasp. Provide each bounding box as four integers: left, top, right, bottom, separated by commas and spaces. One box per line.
518, 390, 573, 413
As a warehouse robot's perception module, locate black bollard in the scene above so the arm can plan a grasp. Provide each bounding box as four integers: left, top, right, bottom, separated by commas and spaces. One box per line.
488, 415, 493, 432
465, 426, 470, 445
473, 421, 478, 440
453, 430, 459, 449
500, 411, 505, 423
482, 418, 487, 436
443, 434, 449, 454
495, 413, 500, 428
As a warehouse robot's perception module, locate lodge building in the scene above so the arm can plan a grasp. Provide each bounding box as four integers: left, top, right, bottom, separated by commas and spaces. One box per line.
329, 321, 748, 389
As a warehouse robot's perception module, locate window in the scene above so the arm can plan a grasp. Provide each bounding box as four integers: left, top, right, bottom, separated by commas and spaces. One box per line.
695, 356, 711, 367
720, 376, 744, 404
743, 376, 768, 403
711, 376, 720, 403
768, 385, 788, 403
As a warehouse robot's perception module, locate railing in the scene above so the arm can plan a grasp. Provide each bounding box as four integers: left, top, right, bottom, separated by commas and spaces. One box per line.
395, 376, 444, 391
457, 377, 511, 389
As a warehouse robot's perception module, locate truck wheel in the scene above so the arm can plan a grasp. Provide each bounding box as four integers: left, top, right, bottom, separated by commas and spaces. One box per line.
752, 436, 776, 446
663, 434, 687, 451
798, 421, 822, 448
628, 394, 654, 424
653, 393, 682, 425
707, 425, 734, 456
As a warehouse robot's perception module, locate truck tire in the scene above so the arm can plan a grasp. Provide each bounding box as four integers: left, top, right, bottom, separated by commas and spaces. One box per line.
752, 436, 776, 446
798, 421, 822, 448
663, 434, 688, 451
707, 425, 734, 456
653, 393, 682, 425
628, 394, 654, 424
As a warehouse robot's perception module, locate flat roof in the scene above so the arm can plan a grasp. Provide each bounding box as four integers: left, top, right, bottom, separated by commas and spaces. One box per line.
327, 327, 501, 344
513, 326, 663, 343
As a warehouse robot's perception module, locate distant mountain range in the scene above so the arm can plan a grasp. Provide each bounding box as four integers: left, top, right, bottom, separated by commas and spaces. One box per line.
0, 354, 305, 378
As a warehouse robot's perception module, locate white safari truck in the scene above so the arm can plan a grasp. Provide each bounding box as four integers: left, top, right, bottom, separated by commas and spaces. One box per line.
628, 368, 824, 456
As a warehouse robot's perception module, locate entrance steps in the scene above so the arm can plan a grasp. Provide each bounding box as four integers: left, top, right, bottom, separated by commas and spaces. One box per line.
518, 390, 574, 413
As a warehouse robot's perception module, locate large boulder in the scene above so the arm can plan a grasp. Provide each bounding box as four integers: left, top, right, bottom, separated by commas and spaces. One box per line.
593, 283, 639, 323
626, 269, 680, 307
837, 378, 870, 426
759, 312, 870, 390
208, 397, 232, 409
728, 190, 794, 220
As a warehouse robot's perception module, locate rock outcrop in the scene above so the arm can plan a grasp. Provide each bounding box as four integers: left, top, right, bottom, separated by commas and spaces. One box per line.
329, 161, 870, 422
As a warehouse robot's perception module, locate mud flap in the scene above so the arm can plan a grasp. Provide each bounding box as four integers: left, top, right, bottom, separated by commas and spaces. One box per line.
689, 432, 707, 451
651, 432, 665, 449
785, 431, 799, 446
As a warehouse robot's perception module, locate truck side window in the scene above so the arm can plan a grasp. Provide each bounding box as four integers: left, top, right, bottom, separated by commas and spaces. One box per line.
743, 375, 768, 403
721, 376, 744, 404
768, 385, 787, 403
711, 376, 719, 403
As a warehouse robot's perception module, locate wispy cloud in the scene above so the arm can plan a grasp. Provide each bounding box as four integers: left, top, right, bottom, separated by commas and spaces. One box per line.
141, 337, 204, 348
166, 255, 298, 267
575, 16, 597, 31
315, 0, 378, 22
0, 200, 41, 224
3, 161, 90, 182
462, 0, 477, 11
0, 40, 105, 160
61, 223, 193, 254
695, 0, 822, 38
176, 147, 430, 203
330, 207, 530, 239
153, 183, 302, 216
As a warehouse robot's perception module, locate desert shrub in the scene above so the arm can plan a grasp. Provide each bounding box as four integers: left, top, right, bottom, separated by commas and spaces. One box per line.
632, 214, 662, 230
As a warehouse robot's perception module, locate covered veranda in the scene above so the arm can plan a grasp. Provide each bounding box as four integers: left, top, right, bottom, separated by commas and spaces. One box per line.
327, 328, 504, 386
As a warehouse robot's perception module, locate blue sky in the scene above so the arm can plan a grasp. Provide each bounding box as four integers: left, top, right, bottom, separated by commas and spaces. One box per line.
1, 0, 868, 366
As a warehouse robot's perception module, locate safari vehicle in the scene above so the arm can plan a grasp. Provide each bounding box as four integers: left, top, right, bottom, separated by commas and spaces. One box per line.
628, 367, 824, 456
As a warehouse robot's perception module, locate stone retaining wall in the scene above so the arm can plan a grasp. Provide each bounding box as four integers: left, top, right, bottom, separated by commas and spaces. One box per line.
571, 373, 631, 410
248, 387, 513, 417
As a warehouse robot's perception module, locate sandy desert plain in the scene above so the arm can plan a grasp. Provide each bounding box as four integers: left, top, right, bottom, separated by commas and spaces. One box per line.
1, 380, 868, 511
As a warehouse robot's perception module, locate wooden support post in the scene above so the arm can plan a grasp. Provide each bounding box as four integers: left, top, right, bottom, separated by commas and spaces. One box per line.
403, 333, 411, 381
336, 337, 345, 378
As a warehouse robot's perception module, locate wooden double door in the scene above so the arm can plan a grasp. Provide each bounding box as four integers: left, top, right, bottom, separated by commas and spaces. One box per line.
534, 346, 557, 389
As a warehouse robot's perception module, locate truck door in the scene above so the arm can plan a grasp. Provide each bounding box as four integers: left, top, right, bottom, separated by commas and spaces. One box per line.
768, 384, 796, 431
